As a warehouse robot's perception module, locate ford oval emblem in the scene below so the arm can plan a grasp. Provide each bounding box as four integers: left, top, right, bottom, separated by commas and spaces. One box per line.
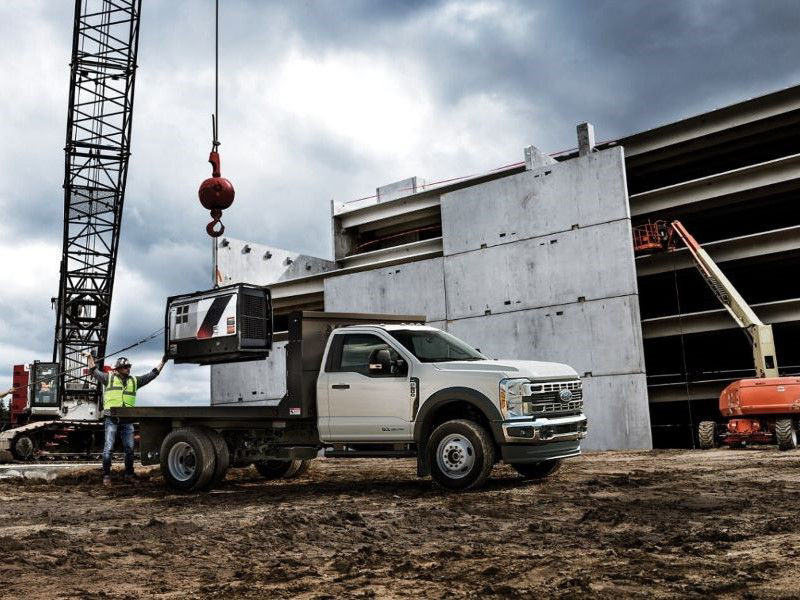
559, 389, 573, 402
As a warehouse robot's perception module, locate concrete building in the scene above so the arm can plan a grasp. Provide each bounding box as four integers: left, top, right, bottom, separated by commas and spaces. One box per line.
212, 84, 800, 449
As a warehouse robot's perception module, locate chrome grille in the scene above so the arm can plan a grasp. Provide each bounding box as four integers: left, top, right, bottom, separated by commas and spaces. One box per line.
525, 380, 583, 415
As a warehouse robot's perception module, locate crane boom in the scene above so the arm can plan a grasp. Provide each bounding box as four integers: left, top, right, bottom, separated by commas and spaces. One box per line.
670, 220, 779, 378
53, 0, 143, 414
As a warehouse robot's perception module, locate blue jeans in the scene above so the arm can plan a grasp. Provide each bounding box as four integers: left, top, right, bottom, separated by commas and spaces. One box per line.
102, 416, 135, 476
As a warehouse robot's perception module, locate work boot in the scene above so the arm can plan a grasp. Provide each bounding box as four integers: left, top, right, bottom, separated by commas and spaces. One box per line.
123, 473, 140, 484
102, 475, 112, 487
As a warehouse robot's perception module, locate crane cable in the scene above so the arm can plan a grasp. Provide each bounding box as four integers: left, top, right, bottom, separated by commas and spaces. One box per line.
212, 0, 220, 151
6, 327, 166, 395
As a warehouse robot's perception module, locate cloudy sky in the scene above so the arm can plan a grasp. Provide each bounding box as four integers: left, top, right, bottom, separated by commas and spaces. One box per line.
1, 0, 799, 403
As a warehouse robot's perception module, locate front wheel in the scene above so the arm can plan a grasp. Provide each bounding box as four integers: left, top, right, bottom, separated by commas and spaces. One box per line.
427, 419, 495, 491
698, 421, 717, 450
512, 459, 562, 480
775, 419, 798, 451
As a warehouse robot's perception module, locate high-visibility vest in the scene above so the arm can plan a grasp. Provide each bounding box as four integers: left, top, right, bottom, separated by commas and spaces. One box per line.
104, 374, 138, 409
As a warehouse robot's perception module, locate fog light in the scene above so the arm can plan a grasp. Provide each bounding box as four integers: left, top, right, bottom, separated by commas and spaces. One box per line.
507, 426, 535, 438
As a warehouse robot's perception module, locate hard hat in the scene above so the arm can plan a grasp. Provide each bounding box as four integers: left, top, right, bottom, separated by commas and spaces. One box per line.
114, 357, 132, 370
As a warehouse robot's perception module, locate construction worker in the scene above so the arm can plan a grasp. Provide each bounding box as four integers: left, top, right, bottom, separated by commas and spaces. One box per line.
86, 353, 167, 486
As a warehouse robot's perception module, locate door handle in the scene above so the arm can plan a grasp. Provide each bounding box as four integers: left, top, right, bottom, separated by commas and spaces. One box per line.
331, 384, 350, 390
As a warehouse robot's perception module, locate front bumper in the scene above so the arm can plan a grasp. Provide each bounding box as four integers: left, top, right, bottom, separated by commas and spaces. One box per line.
500, 413, 588, 444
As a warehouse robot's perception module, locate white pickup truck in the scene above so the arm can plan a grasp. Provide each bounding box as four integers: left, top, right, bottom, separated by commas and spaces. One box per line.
115, 311, 587, 492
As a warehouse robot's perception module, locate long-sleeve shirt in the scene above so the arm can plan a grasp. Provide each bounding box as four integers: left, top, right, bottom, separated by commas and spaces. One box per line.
90, 367, 160, 389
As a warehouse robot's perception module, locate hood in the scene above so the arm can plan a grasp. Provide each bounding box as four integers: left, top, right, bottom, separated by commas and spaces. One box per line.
432, 359, 579, 380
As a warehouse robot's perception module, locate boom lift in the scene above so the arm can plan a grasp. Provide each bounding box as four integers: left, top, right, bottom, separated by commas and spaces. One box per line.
634, 220, 800, 450
0, 0, 143, 461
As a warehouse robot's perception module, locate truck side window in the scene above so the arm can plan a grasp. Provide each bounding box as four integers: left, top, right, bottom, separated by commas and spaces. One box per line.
333, 334, 402, 376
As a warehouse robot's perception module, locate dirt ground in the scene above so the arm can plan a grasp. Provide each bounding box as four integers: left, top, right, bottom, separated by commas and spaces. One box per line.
1, 449, 800, 599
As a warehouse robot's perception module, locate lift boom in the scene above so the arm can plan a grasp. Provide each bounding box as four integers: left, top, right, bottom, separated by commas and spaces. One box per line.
650, 220, 779, 378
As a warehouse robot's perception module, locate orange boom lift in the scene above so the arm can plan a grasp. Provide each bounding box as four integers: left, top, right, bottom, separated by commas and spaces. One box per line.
634, 221, 800, 450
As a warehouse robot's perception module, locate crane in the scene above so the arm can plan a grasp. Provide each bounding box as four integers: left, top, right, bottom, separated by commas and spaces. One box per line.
634, 220, 800, 450
0, 0, 143, 460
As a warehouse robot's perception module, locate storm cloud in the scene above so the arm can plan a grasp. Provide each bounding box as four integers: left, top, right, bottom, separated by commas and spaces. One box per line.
2, 0, 799, 401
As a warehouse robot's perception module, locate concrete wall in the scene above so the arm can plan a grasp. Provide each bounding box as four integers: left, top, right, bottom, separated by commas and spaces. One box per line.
326, 148, 651, 449
210, 237, 334, 406
323, 258, 446, 321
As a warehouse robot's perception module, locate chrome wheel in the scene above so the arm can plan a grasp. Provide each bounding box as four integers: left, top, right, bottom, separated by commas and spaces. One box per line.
167, 441, 196, 482
436, 433, 475, 479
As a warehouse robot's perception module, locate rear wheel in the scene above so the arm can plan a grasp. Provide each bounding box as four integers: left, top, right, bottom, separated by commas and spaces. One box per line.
160, 428, 217, 492
512, 459, 562, 480
698, 421, 717, 449
427, 419, 495, 491
202, 428, 230, 489
775, 419, 797, 451
254, 459, 308, 480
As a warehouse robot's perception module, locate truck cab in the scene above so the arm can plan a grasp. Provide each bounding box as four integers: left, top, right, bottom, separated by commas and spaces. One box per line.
317, 323, 587, 489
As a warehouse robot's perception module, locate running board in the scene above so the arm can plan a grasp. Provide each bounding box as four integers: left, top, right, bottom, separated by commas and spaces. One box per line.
324, 448, 416, 459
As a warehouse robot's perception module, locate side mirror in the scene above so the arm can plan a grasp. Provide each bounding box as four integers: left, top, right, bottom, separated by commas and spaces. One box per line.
394, 358, 408, 376
368, 349, 392, 374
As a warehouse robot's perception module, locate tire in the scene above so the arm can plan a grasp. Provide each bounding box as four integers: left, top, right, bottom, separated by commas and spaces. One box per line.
698, 421, 717, 450
427, 419, 495, 491
512, 459, 562, 480
202, 428, 230, 489
254, 459, 299, 480
12, 435, 35, 461
160, 427, 217, 492
291, 459, 312, 478
775, 419, 798, 451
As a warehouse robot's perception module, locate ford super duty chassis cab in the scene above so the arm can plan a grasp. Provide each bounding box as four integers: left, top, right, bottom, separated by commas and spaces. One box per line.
113, 311, 587, 492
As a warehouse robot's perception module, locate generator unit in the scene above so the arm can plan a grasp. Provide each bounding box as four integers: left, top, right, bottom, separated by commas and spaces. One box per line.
165, 284, 272, 365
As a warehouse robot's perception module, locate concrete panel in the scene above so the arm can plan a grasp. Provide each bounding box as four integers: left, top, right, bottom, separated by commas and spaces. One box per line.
446, 297, 645, 377
444, 219, 638, 320
215, 237, 336, 287
211, 341, 288, 406
324, 257, 446, 321
581, 374, 652, 450
441, 147, 628, 255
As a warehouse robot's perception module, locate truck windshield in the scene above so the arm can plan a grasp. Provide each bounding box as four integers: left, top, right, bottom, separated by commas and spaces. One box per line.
388, 329, 486, 363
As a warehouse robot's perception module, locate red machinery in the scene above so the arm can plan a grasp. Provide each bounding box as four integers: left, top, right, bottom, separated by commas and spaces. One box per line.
634, 220, 797, 450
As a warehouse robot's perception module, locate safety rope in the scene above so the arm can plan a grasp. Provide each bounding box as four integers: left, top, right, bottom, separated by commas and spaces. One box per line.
672, 258, 696, 448
8, 327, 165, 394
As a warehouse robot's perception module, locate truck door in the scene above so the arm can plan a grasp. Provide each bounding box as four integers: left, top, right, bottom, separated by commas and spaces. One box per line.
323, 333, 414, 442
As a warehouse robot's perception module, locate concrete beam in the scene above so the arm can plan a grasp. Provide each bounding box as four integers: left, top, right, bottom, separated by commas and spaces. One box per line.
337, 193, 442, 231
636, 225, 800, 276
616, 85, 800, 159
340, 237, 443, 269
647, 379, 730, 403
641, 298, 800, 339
629, 153, 800, 217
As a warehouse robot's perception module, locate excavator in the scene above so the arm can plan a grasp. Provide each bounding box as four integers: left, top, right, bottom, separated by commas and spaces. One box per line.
634, 221, 800, 450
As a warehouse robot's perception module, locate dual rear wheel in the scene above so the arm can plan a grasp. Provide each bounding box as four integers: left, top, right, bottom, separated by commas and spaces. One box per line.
254, 459, 312, 480
160, 427, 229, 492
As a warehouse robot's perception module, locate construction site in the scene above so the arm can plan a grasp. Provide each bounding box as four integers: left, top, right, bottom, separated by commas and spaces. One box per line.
3, 1, 800, 598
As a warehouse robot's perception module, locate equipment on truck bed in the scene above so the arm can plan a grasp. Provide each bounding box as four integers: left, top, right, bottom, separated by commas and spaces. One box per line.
633, 220, 797, 449
166, 284, 272, 365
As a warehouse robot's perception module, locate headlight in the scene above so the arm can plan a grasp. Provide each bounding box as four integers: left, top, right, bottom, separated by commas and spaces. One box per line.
499, 378, 530, 418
